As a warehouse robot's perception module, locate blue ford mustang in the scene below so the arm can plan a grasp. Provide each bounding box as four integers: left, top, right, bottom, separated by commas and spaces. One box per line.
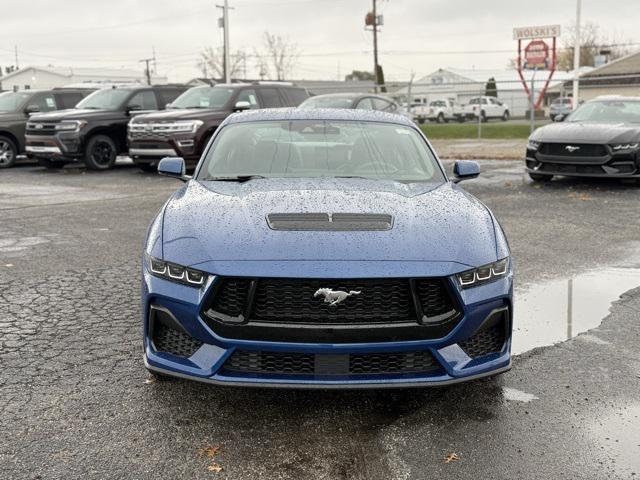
142, 108, 513, 388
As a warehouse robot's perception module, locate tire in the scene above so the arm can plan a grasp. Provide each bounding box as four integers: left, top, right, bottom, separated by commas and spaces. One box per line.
480, 111, 488, 123
84, 134, 117, 170
0, 135, 18, 168
417, 118, 425, 125
502, 110, 510, 121
529, 172, 553, 183
457, 116, 465, 123
436, 113, 445, 124
38, 158, 65, 169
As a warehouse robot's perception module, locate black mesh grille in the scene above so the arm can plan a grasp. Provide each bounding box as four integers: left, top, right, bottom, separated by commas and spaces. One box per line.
349, 351, 438, 374
153, 323, 203, 358
459, 325, 505, 358
225, 350, 315, 374
205, 277, 458, 326
415, 279, 457, 319
223, 350, 439, 376
540, 143, 608, 157
208, 278, 251, 318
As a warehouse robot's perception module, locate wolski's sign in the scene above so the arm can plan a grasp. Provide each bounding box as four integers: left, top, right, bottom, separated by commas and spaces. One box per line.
513, 24, 561, 40
524, 40, 550, 70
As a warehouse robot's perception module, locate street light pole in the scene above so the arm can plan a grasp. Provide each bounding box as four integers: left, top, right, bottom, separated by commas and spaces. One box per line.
572, 0, 581, 109
223, 0, 231, 83
372, 0, 379, 93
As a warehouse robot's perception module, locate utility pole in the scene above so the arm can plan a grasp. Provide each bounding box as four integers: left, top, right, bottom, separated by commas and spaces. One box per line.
152, 46, 157, 73
572, 0, 581, 109
217, 0, 232, 83
140, 58, 153, 85
14, 45, 19, 69
372, 0, 379, 93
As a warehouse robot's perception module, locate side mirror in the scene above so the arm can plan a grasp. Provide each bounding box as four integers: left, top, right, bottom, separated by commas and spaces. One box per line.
453, 160, 480, 183
233, 101, 251, 112
165, 102, 173, 109
553, 114, 565, 122
25, 104, 40, 114
158, 157, 190, 181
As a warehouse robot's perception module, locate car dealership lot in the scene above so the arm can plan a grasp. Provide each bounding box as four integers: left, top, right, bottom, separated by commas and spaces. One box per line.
1, 162, 639, 479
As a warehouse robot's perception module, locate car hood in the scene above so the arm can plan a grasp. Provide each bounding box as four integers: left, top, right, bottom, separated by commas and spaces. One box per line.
531, 121, 640, 143
29, 108, 123, 122
133, 108, 227, 122
160, 178, 499, 271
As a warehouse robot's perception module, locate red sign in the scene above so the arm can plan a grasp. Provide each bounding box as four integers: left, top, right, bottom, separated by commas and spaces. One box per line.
524, 40, 549, 70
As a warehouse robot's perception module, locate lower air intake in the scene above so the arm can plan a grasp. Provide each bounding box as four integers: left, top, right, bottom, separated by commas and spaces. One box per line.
153, 323, 203, 358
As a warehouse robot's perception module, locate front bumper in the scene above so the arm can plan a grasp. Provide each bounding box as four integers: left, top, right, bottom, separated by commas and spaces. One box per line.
526, 146, 640, 178
128, 133, 201, 166
142, 267, 513, 388
25, 132, 84, 161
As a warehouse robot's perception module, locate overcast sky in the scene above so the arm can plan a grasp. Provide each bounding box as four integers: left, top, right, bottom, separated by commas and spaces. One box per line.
1, 0, 638, 82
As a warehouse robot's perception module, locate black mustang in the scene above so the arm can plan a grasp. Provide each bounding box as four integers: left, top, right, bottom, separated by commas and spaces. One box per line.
526, 96, 640, 182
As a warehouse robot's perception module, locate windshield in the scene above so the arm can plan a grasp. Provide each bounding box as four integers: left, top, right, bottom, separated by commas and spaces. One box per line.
197, 120, 445, 183
76, 89, 131, 109
0, 91, 31, 112
566, 100, 640, 124
300, 96, 355, 109
170, 87, 234, 109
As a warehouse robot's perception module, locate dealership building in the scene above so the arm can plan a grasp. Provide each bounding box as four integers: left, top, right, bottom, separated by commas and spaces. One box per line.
0, 65, 168, 91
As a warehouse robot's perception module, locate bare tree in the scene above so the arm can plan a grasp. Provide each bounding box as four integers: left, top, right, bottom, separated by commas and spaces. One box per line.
258, 31, 299, 80
198, 47, 245, 80
557, 22, 633, 70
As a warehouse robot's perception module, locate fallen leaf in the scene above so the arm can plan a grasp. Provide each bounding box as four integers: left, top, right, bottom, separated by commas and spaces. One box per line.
144, 377, 156, 385
207, 463, 223, 473
444, 453, 460, 464
199, 446, 221, 458
5, 264, 14, 268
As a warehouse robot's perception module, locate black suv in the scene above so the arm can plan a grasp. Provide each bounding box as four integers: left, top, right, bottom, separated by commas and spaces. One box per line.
127, 83, 309, 171
0, 88, 92, 168
25, 85, 186, 170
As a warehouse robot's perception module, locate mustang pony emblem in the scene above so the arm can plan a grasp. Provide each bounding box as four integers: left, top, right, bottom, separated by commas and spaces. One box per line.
565, 145, 580, 153
314, 288, 361, 306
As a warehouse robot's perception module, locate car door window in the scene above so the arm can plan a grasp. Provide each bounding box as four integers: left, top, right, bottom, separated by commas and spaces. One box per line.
128, 91, 158, 111
283, 88, 309, 106
372, 98, 396, 112
30, 93, 57, 112
236, 89, 260, 109
355, 98, 374, 110
157, 89, 184, 108
54, 92, 83, 109
259, 88, 282, 108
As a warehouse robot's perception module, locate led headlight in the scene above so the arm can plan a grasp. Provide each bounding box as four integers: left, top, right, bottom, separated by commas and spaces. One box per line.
55, 120, 86, 132
146, 254, 207, 287
526, 139, 541, 150
457, 258, 509, 288
610, 143, 639, 152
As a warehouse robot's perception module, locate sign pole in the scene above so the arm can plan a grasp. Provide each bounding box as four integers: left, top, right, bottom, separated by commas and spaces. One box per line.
572, 0, 581, 109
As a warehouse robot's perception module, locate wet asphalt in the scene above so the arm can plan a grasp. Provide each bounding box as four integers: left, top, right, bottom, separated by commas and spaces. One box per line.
1, 160, 639, 479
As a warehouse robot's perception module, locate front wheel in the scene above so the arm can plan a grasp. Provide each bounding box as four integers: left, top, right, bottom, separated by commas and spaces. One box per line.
529, 172, 553, 183
84, 135, 117, 170
0, 135, 18, 168
480, 111, 488, 122
436, 113, 445, 124
502, 110, 510, 121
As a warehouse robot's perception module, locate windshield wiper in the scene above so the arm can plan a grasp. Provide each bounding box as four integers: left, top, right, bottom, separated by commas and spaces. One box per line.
205, 175, 268, 182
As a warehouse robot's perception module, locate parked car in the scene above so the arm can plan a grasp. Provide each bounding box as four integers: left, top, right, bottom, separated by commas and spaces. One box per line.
426, 99, 466, 123
299, 93, 400, 113
128, 82, 309, 171
0, 88, 93, 168
526, 95, 640, 182
549, 96, 573, 120
25, 85, 186, 170
142, 108, 513, 388
463, 96, 510, 122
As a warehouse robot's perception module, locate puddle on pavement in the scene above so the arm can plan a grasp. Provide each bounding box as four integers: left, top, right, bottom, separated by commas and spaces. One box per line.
588, 404, 640, 476
512, 267, 640, 355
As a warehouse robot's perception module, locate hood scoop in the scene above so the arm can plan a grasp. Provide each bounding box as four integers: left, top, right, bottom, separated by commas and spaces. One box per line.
267, 213, 393, 231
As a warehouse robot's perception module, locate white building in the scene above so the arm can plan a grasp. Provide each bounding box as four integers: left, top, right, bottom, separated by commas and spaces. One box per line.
396, 67, 590, 117
0, 65, 168, 91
